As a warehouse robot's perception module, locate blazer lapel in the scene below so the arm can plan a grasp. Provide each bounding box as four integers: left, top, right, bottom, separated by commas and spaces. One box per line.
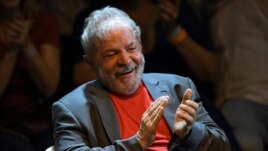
142, 75, 180, 132
142, 76, 169, 100
85, 81, 120, 142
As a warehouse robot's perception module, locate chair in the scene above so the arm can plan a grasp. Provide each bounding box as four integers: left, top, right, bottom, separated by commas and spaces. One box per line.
45, 146, 55, 151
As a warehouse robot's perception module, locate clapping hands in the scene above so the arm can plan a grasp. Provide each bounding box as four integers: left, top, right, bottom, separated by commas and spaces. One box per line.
4, 14, 33, 50
137, 89, 199, 149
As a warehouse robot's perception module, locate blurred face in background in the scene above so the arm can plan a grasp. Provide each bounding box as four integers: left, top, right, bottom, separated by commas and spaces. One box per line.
89, 27, 145, 95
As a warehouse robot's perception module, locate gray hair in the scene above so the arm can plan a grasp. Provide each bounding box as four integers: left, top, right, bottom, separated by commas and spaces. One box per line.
81, 6, 141, 57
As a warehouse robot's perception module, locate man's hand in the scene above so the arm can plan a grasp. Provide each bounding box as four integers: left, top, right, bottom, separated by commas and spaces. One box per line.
174, 89, 199, 138
137, 96, 169, 149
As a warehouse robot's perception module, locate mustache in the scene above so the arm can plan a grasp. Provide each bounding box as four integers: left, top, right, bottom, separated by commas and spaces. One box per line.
116, 63, 137, 75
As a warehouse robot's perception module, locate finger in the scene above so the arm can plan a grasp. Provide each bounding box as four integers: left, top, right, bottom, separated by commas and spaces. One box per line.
162, 0, 179, 14
24, 19, 33, 27
156, 95, 169, 107
185, 100, 199, 110
176, 109, 195, 124
149, 105, 165, 128
145, 100, 162, 116
141, 103, 164, 127
182, 89, 192, 104
157, 95, 169, 102
159, 1, 178, 21
7, 28, 19, 39
10, 18, 24, 29
179, 104, 196, 117
8, 22, 21, 35
143, 96, 168, 118
159, 13, 173, 22
139, 99, 167, 136
148, 96, 169, 113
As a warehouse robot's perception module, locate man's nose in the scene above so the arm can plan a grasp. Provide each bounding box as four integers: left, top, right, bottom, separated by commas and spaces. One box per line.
118, 51, 131, 65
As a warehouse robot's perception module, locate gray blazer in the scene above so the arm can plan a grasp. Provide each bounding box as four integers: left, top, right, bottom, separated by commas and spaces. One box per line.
52, 73, 230, 151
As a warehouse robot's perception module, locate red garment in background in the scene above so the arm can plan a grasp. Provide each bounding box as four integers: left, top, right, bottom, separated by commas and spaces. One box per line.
0, 10, 60, 135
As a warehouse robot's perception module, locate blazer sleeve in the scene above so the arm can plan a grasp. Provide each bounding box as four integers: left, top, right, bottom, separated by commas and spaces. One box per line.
168, 78, 231, 151
52, 101, 143, 151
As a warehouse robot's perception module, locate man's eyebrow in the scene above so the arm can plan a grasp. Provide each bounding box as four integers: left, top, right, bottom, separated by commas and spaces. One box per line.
126, 42, 136, 47
104, 48, 119, 52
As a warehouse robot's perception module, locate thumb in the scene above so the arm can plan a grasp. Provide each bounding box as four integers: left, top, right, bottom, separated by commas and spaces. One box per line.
182, 89, 192, 104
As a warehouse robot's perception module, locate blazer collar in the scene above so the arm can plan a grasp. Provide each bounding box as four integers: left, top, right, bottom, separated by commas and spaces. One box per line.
142, 74, 169, 100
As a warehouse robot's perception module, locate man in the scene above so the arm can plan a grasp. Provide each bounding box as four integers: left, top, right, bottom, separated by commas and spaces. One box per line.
52, 6, 230, 150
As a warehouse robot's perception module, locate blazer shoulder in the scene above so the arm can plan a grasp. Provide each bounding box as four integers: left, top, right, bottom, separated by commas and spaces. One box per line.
53, 81, 98, 109
142, 73, 198, 98
142, 73, 192, 84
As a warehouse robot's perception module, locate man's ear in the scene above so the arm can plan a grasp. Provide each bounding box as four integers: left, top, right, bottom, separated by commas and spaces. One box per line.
83, 55, 94, 66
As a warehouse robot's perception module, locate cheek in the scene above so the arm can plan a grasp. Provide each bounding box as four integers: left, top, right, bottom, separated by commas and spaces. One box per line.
132, 52, 144, 63
99, 60, 117, 74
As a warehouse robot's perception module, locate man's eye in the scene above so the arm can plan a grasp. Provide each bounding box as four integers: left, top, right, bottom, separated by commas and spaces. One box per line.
103, 52, 116, 59
128, 47, 136, 52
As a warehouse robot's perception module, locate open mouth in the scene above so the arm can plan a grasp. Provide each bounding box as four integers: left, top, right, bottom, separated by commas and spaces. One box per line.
115, 68, 134, 77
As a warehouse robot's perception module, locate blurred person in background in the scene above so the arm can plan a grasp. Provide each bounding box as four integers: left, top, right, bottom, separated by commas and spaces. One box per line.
165, 0, 268, 150
0, 0, 60, 150
35, 0, 93, 99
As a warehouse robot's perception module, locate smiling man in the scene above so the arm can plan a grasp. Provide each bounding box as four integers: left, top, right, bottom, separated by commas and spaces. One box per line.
89, 26, 144, 95
52, 6, 230, 151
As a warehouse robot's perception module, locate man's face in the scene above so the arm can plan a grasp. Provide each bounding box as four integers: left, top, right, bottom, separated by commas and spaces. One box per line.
91, 27, 145, 95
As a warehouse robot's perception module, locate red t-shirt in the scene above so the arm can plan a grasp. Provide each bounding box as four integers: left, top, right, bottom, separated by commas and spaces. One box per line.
109, 83, 171, 151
